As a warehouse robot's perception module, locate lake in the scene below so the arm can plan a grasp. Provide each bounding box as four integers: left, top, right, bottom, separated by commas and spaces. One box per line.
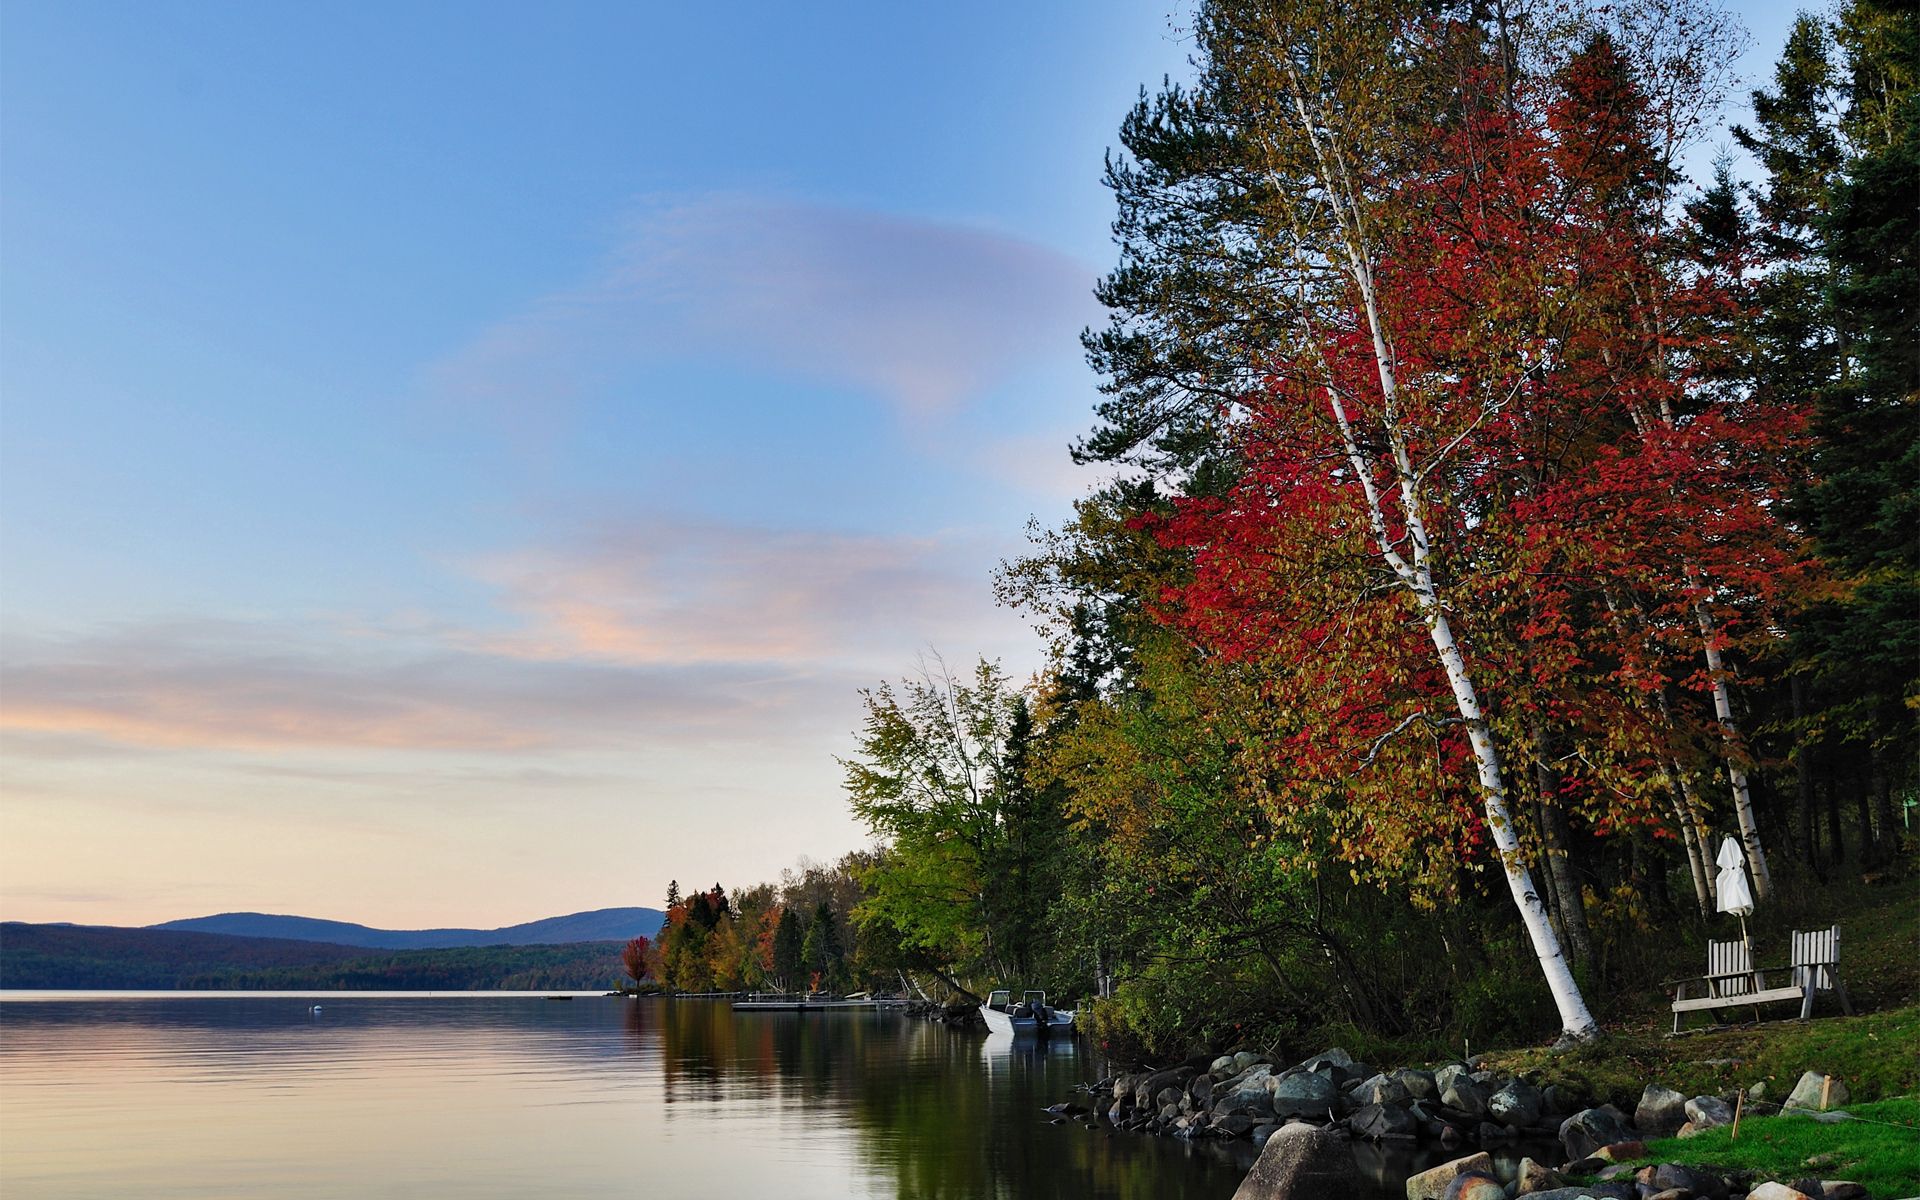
0, 993, 1257, 1198
2, 993, 1556, 1197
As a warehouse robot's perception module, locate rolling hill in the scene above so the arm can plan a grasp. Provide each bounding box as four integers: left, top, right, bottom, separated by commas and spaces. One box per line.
149, 906, 666, 949
0, 922, 629, 990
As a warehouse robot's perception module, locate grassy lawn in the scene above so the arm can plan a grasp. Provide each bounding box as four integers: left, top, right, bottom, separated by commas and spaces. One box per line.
1612, 1098, 1920, 1198
1489, 1005, 1920, 1110
1481, 872, 1919, 1111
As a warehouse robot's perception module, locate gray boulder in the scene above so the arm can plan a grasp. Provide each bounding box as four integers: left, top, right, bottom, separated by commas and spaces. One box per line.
1213, 1114, 1256, 1137
1229, 1124, 1361, 1199
1213, 1081, 1277, 1120
1133, 1070, 1176, 1108
1541, 1083, 1582, 1114
1784, 1070, 1849, 1112
1433, 1063, 1473, 1095
1408, 1099, 1448, 1136
1405, 1151, 1493, 1200
1441, 1079, 1489, 1118
1271, 1070, 1340, 1118
1219, 1064, 1273, 1093
1394, 1068, 1440, 1101
1684, 1095, 1734, 1130
1488, 1078, 1543, 1127
1519, 1188, 1634, 1200
1634, 1084, 1688, 1135
1210, 1054, 1238, 1078
1233, 1050, 1262, 1072
1297, 1047, 1352, 1072
1513, 1157, 1563, 1195
1358, 1075, 1412, 1107
1650, 1163, 1727, 1198
1558, 1106, 1631, 1161
1350, 1102, 1418, 1141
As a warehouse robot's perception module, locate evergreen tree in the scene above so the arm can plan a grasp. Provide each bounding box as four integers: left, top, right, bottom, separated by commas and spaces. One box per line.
771, 906, 806, 992
801, 900, 844, 990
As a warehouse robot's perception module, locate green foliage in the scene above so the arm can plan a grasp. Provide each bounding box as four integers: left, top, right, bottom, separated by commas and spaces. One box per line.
843, 657, 1072, 992
771, 906, 805, 991
801, 900, 846, 990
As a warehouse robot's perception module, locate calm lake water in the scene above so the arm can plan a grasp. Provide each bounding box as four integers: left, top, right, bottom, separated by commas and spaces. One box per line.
0, 993, 1256, 1199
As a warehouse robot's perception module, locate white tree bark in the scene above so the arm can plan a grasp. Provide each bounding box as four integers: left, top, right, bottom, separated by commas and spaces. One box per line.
1329, 389, 1600, 1041
1692, 597, 1773, 901
1270, 48, 1601, 1043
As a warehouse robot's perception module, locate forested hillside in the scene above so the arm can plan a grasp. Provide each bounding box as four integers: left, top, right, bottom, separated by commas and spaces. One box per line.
152, 907, 666, 949
0, 923, 623, 990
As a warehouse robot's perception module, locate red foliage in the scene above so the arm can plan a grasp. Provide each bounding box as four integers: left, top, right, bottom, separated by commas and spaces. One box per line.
1144, 38, 1808, 874
620, 935, 652, 984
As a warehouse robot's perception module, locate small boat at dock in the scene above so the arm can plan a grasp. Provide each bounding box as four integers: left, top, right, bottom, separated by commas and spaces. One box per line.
979, 990, 1074, 1037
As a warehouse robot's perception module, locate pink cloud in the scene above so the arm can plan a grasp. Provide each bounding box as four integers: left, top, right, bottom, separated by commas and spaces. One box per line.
0, 619, 846, 753
0, 517, 1034, 755
469, 515, 1018, 669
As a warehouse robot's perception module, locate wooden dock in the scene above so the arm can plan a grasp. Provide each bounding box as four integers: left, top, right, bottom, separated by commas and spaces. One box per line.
732, 998, 912, 1012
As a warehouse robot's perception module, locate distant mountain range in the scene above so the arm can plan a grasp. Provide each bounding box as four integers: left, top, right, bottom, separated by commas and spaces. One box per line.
149, 907, 667, 950
0, 922, 630, 990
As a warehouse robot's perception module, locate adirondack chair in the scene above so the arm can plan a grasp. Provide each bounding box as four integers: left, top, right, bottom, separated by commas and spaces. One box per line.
1670, 926, 1853, 1031
1671, 938, 1775, 1032
1788, 925, 1853, 1020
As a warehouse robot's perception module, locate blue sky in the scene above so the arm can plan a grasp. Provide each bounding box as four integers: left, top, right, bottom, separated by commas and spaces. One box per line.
0, 0, 1809, 927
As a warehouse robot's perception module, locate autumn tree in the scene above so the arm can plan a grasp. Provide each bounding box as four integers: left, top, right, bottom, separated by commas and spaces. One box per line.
620, 935, 652, 986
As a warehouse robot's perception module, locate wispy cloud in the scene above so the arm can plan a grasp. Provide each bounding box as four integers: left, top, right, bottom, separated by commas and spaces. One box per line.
0, 618, 842, 753
0, 516, 1030, 755
469, 515, 1009, 668
425, 193, 1100, 419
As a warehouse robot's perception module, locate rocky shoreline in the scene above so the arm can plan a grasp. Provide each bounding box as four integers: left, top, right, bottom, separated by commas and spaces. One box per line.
1049, 1046, 1877, 1199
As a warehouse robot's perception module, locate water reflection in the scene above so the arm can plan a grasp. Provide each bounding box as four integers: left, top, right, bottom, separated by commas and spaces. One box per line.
0, 996, 1246, 1200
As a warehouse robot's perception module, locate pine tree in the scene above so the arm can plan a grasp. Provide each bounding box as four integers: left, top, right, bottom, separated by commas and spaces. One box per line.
771, 907, 806, 992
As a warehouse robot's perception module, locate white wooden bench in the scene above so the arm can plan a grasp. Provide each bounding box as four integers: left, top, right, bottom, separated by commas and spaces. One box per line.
1670, 926, 1851, 1032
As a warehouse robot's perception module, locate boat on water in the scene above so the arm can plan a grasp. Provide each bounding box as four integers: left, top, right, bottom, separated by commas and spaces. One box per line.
979, 989, 1075, 1037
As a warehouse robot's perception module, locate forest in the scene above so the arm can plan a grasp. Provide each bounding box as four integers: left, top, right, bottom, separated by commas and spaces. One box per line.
1, 922, 624, 991
644, 0, 1915, 1057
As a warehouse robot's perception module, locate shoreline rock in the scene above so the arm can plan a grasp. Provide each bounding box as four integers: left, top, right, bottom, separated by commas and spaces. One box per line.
1057, 1049, 1878, 1199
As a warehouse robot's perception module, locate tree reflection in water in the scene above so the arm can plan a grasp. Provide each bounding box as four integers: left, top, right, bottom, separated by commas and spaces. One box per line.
630, 999, 1250, 1199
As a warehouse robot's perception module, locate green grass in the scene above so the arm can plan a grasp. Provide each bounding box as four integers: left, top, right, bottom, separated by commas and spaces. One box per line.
1610, 1098, 1920, 1198
1488, 1005, 1920, 1111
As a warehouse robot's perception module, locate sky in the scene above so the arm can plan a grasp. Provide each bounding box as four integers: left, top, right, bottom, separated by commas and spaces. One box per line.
0, 0, 1808, 929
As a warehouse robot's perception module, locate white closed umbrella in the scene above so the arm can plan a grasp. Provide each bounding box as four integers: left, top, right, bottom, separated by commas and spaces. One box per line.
1714, 837, 1755, 916
1715, 836, 1757, 963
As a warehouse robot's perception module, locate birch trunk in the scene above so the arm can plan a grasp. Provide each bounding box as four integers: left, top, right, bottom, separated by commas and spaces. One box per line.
1693, 597, 1773, 901
1423, 603, 1601, 1041
1275, 50, 1600, 1043
1669, 775, 1714, 919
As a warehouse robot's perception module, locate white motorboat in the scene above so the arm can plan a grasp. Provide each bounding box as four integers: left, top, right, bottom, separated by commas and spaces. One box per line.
979, 989, 1075, 1037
